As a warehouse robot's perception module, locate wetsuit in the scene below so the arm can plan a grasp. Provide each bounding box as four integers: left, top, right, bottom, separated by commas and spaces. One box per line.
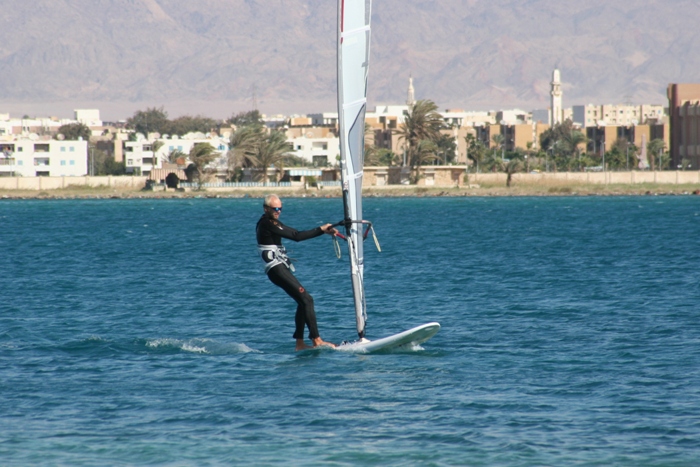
256, 213, 325, 340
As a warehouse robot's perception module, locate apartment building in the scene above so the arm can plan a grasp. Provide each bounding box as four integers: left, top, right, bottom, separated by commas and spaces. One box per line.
0, 139, 88, 177
573, 104, 665, 128
124, 136, 229, 176
285, 126, 339, 167
667, 83, 700, 169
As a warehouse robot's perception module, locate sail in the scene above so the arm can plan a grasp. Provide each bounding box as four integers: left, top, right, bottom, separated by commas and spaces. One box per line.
337, 0, 371, 339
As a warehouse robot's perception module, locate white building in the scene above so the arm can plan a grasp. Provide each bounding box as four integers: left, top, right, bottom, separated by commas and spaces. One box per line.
124, 135, 230, 175
0, 138, 88, 177
74, 109, 102, 127
286, 131, 340, 167
0, 115, 74, 137
572, 104, 666, 128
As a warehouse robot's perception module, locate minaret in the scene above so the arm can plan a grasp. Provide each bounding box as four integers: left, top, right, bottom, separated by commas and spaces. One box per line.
550, 68, 562, 125
407, 75, 415, 107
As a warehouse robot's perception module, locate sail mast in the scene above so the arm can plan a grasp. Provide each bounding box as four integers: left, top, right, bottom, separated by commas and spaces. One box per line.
337, 0, 371, 339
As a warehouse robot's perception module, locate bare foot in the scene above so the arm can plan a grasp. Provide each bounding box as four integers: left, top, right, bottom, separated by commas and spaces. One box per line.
312, 337, 336, 348
295, 339, 313, 351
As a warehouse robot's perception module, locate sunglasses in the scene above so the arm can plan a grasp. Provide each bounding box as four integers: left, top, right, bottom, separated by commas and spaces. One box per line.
268, 206, 282, 212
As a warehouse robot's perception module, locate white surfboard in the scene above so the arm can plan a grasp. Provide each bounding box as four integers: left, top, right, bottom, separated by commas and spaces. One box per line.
336, 322, 440, 353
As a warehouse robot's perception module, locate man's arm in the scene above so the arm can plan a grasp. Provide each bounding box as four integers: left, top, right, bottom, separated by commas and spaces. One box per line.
266, 218, 325, 242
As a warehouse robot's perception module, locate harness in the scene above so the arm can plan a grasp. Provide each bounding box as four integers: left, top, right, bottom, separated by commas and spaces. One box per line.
257, 244, 295, 273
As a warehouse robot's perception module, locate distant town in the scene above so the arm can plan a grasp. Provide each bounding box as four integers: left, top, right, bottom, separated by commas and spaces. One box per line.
1, 71, 699, 189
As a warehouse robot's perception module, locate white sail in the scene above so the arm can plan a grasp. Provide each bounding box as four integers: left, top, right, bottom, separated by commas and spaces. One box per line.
337, 0, 371, 339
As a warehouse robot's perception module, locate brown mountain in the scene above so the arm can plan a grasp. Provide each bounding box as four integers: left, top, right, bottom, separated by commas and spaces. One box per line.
1, 0, 699, 120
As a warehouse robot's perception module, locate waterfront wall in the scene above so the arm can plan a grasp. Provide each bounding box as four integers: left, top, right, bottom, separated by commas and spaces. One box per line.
469, 170, 700, 186
0, 176, 148, 190
0, 170, 699, 191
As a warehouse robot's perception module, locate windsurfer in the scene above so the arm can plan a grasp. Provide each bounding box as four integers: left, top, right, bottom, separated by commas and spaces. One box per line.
256, 194, 338, 351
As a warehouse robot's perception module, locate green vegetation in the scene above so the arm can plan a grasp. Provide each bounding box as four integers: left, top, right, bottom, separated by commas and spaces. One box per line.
126, 107, 217, 137
396, 99, 444, 183
57, 122, 91, 141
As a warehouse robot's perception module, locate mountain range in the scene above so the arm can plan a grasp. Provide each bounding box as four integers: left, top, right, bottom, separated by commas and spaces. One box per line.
1, 0, 699, 121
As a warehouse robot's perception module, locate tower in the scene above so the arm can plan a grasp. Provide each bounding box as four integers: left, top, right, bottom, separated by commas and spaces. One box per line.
550, 68, 562, 126
407, 75, 415, 107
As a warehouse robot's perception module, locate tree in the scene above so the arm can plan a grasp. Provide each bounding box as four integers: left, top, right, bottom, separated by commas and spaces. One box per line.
409, 140, 439, 182
435, 133, 457, 165
185, 143, 218, 187
229, 125, 291, 182
646, 139, 667, 170
57, 123, 91, 141
560, 129, 587, 171
396, 99, 444, 182
89, 147, 125, 175
465, 134, 486, 173
540, 120, 587, 171
491, 134, 505, 162
229, 124, 264, 170
167, 115, 217, 136
505, 159, 523, 188
151, 140, 165, 166
229, 110, 263, 127
166, 149, 187, 164
255, 130, 292, 182
126, 107, 170, 136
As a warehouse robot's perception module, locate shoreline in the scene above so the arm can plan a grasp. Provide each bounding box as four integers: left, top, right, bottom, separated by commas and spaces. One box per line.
2, 182, 700, 200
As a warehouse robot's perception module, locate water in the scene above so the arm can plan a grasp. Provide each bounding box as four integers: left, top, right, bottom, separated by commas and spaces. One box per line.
1, 196, 699, 466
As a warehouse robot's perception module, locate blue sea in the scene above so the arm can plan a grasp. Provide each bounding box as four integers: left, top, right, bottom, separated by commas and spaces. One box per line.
1, 195, 699, 466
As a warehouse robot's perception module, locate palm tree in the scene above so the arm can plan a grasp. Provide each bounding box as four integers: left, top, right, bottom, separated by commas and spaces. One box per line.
465, 134, 485, 173
151, 140, 165, 167
167, 149, 187, 164
256, 130, 292, 182
408, 140, 439, 182
505, 159, 522, 188
229, 125, 291, 182
646, 139, 666, 170
229, 124, 263, 169
561, 130, 587, 171
186, 143, 218, 187
491, 134, 505, 163
396, 99, 443, 181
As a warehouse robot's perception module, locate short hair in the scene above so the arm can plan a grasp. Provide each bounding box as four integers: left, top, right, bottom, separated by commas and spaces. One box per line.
264, 194, 279, 207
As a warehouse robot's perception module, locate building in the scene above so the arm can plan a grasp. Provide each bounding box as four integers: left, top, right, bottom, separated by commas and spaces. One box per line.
124, 135, 229, 176
573, 104, 666, 128
285, 126, 340, 167
0, 138, 88, 177
667, 83, 700, 169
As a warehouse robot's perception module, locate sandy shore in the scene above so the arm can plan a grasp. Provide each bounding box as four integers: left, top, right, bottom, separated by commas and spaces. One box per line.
1, 182, 700, 200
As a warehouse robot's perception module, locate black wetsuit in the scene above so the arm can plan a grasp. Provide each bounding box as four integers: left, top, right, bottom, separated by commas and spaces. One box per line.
256, 213, 324, 340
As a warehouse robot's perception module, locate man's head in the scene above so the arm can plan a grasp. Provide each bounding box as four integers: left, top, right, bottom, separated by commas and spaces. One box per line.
264, 194, 282, 220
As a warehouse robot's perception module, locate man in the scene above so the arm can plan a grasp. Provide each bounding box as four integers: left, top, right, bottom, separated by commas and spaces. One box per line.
256, 194, 337, 351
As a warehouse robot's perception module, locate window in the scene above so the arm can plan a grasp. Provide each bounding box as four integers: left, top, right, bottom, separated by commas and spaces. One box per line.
61, 147, 66, 152
312, 155, 328, 166
70, 147, 75, 152
18, 147, 23, 152
61, 160, 66, 166
34, 144, 50, 152
70, 160, 75, 166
